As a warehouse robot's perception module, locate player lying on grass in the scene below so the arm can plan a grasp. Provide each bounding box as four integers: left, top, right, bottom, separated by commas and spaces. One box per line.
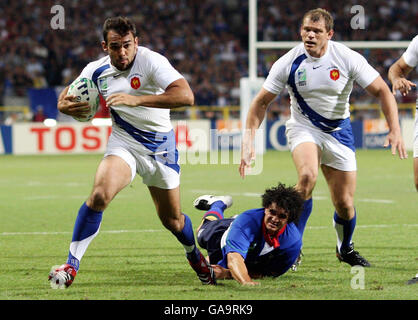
193, 183, 309, 285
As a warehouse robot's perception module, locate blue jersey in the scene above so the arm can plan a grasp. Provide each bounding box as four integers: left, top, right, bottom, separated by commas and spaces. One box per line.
218, 208, 302, 277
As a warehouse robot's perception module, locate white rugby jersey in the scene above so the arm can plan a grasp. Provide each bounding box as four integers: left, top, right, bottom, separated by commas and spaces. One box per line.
79, 46, 183, 132
403, 35, 418, 69
402, 35, 418, 108
402, 35, 418, 148
263, 40, 379, 132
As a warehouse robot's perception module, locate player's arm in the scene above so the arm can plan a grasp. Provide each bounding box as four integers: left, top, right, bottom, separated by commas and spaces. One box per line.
57, 85, 91, 117
365, 76, 408, 159
227, 252, 260, 286
211, 263, 263, 280
239, 88, 277, 178
388, 57, 416, 96
210, 264, 232, 280
105, 78, 194, 109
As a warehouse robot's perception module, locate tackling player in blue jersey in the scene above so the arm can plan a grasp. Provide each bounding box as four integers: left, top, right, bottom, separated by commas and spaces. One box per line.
48, 16, 216, 288
240, 8, 407, 268
193, 183, 307, 285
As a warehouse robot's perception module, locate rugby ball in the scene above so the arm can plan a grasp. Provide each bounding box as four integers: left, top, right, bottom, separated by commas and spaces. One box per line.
67, 77, 99, 122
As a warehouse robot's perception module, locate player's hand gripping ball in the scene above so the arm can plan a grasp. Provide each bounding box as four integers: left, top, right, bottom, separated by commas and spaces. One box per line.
67, 77, 99, 122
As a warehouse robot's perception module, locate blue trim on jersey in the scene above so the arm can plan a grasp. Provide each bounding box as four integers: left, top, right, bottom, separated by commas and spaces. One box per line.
287, 54, 355, 151
92, 64, 111, 87
110, 109, 180, 173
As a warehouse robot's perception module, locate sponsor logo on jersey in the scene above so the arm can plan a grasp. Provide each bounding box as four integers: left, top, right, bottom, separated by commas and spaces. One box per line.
130, 76, 141, 89
330, 69, 340, 81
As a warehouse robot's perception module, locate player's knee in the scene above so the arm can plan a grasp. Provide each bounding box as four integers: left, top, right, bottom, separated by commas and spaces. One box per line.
334, 197, 354, 215
160, 215, 183, 233
297, 171, 317, 198
88, 189, 111, 211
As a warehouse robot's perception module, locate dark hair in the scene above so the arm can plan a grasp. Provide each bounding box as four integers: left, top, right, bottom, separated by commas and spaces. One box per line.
262, 183, 304, 224
302, 8, 334, 31
102, 16, 137, 43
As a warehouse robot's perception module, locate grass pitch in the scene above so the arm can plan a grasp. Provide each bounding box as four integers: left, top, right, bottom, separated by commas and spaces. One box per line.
0, 150, 417, 301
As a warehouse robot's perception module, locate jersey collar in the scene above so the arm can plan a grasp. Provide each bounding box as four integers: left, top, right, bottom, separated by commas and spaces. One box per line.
302, 40, 331, 62
262, 222, 287, 248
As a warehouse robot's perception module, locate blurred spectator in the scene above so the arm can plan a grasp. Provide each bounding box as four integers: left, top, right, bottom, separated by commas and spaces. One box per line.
12, 66, 33, 97
0, 67, 4, 106
32, 105, 46, 122
4, 112, 19, 125
26, 56, 44, 79
0, 0, 416, 123
61, 59, 78, 86
0, 67, 4, 122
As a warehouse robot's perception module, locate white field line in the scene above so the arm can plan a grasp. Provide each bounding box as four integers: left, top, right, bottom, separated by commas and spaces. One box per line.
190, 190, 394, 203
21, 189, 394, 204
306, 224, 418, 230
0, 229, 164, 236
22, 194, 131, 200
23, 195, 86, 200
191, 190, 327, 199
357, 198, 395, 204
1, 225, 417, 237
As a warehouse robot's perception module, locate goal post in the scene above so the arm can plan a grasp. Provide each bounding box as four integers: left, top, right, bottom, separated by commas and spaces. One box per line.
239, 77, 265, 155
248, 0, 410, 77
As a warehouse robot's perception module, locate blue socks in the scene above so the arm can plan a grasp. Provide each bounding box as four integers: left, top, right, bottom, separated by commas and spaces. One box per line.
203, 200, 226, 220
67, 205, 201, 268
67, 202, 103, 271
172, 214, 201, 264
333, 211, 356, 253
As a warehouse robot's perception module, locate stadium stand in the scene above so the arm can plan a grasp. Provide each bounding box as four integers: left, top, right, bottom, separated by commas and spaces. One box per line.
0, 0, 416, 123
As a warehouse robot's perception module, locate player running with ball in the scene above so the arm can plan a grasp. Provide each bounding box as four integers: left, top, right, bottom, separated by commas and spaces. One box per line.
49, 16, 216, 288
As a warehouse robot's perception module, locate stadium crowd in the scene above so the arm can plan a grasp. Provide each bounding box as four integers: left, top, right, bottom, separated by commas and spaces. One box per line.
0, 0, 417, 122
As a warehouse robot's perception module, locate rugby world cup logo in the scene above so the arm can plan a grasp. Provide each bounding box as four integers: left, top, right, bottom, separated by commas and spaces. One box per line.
297, 68, 307, 86
130, 76, 141, 89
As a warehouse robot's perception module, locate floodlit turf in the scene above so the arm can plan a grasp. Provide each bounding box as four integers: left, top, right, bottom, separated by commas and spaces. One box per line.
0, 150, 417, 300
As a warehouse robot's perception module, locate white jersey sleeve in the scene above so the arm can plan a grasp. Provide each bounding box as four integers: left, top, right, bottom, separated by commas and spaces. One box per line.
262, 49, 295, 95
79, 64, 93, 79
145, 50, 183, 90
77, 56, 109, 81
403, 35, 418, 68
346, 48, 380, 89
